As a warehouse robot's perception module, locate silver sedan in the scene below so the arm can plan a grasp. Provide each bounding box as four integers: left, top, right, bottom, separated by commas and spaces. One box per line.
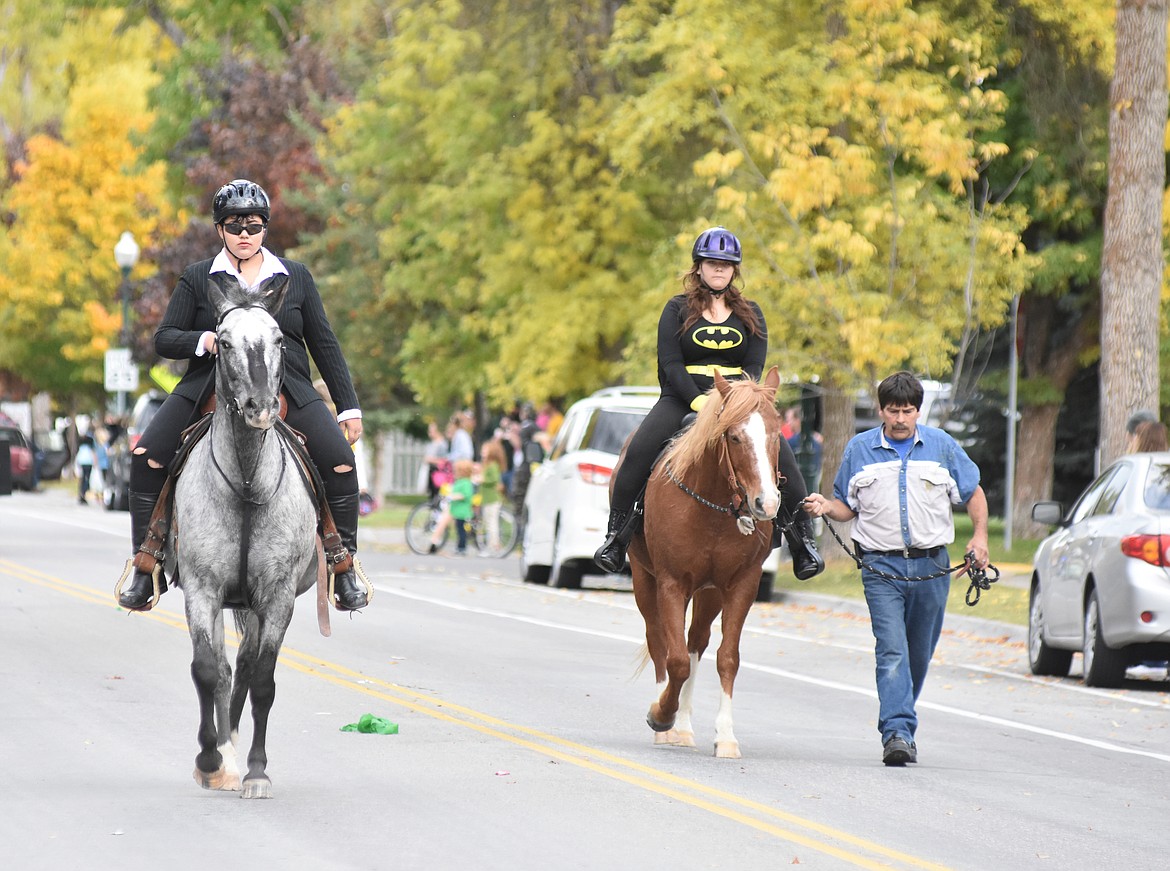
1029, 451, 1170, 687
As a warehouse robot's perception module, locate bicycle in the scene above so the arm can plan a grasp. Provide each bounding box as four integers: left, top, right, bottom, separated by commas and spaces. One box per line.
405, 490, 518, 557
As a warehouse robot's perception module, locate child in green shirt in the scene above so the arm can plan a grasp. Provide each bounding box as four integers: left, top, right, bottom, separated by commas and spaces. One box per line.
448, 459, 476, 554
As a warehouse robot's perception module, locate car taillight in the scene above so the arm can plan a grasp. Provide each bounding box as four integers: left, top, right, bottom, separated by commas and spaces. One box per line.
1120, 534, 1170, 566
577, 463, 613, 485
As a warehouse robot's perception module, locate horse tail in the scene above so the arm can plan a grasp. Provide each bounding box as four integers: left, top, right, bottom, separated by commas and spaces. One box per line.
630, 643, 652, 681
233, 610, 249, 640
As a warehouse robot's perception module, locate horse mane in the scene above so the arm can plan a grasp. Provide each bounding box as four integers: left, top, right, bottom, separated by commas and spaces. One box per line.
662, 378, 778, 477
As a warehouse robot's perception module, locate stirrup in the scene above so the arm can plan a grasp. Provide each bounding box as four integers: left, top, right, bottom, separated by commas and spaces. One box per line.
114, 559, 165, 612
594, 537, 627, 573
328, 558, 373, 611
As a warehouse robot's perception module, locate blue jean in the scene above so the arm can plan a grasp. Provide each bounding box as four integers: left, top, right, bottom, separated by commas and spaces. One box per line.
861, 551, 951, 744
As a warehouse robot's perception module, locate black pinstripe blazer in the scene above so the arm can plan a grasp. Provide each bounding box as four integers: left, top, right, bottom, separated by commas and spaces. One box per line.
154, 257, 360, 414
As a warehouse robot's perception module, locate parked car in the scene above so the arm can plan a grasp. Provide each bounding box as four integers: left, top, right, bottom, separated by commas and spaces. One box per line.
34, 429, 71, 481
104, 391, 166, 511
1028, 451, 1170, 688
0, 419, 35, 491
520, 386, 780, 600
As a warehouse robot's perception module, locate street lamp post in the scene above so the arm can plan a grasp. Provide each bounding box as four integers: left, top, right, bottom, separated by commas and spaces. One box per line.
113, 231, 140, 416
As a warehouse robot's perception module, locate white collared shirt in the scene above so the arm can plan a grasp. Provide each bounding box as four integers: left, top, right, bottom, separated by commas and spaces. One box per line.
209, 246, 288, 289
196, 248, 289, 358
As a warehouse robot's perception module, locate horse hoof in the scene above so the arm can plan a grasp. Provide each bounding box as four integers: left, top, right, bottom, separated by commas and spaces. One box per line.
653, 729, 697, 747
646, 712, 676, 733
714, 741, 742, 759
241, 778, 272, 799
193, 766, 240, 791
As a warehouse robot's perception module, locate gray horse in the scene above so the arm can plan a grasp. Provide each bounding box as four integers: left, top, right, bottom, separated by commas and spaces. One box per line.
168, 273, 318, 799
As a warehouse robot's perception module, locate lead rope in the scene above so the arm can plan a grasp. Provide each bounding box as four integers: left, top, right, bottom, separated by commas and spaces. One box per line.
812, 502, 1000, 607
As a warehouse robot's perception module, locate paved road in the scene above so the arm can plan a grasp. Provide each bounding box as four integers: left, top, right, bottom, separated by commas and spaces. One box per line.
3, 487, 1167, 871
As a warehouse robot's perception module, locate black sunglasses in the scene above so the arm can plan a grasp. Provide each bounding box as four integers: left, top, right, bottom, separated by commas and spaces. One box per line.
221, 221, 267, 237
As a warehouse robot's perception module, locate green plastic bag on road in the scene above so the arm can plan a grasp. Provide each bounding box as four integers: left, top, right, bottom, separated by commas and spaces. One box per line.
340, 713, 399, 734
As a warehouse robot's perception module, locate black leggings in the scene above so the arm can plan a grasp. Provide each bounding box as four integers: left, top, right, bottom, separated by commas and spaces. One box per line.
130, 394, 359, 499
610, 395, 808, 517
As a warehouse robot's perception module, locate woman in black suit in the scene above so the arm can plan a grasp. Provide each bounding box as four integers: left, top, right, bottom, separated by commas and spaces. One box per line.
118, 179, 368, 612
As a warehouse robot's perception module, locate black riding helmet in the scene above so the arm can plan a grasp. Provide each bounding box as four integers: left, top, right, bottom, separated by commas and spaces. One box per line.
212, 179, 271, 224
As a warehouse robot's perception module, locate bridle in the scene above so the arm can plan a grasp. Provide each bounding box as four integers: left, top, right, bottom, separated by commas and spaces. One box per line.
207, 303, 290, 606
664, 403, 783, 536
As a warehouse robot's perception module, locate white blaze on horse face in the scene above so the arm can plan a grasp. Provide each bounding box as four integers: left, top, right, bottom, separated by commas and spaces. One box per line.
744, 411, 780, 519
222, 313, 283, 430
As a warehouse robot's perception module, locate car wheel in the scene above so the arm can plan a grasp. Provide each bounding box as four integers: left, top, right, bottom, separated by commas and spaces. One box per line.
520, 545, 551, 584
1027, 581, 1072, 676
519, 509, 550, 583
755, 571, 775, 603
1082, 587, 1128, 688
550, 520, 583, 589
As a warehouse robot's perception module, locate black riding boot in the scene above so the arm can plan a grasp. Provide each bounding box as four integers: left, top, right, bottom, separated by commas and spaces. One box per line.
327, 492, 368, 611
772, 505, 825, 581
119, 490, 168, 610
594, 507, 631, 574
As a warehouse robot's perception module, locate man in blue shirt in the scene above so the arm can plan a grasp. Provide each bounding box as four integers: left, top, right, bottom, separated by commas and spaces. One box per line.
803, 371, 989, 766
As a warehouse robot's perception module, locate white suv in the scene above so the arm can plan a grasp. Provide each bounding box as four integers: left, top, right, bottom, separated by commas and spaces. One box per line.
520, 386, 779, 598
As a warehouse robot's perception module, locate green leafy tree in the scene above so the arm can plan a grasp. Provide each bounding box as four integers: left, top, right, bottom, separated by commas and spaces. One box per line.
607, 0, 1033, 529
304, 0, 660, 413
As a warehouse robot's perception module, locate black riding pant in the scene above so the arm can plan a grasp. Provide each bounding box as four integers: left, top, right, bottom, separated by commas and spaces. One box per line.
130, 394, 359, 500
609, 395, 809, 518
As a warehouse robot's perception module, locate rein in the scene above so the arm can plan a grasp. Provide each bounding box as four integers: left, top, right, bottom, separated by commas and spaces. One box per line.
816, 507, 1001, 606
208, 357, 290, 610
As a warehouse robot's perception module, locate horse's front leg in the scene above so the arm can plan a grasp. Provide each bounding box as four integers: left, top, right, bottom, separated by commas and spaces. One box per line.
657, 651, 700, 748
188, 600, 240, 790
241, 602, 295, 799
230, 611, 259, 740
646, 583, 690, 735
711, 585, 754, 759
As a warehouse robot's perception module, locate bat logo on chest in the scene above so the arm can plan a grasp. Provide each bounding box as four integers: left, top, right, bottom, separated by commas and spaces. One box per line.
693, 326, 743, 350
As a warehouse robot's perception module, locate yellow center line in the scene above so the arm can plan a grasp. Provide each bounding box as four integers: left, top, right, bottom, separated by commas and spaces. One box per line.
3, 559, 951, 871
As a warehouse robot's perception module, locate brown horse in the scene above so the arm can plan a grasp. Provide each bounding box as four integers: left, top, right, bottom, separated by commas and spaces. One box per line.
626, 367, 782, 758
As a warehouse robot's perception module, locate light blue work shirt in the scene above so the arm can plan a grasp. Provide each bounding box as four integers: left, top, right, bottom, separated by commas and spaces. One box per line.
832, 424, 981, 553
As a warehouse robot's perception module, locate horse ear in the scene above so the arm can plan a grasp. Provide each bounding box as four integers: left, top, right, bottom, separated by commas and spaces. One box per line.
714, 370, 732, 398
255, 274, 289, 315
763, 366, 781, 397
207, 273, 234, 316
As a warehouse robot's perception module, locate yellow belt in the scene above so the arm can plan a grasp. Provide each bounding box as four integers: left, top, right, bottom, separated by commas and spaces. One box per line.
686, 365, 743, 377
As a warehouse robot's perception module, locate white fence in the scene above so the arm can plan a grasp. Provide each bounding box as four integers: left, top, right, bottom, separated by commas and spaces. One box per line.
370, 429, 430, 496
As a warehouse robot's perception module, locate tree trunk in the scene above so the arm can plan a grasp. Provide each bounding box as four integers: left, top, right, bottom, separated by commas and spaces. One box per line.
1010, 296, 1096, 540
1013, 403, 1061, 539
1099, 0, 1167, 467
